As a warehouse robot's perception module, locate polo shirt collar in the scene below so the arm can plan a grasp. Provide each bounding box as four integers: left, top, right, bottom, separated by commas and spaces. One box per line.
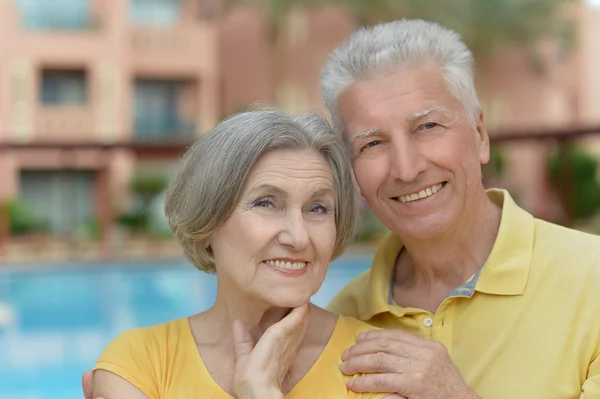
475, 189, 534, 295
364, 189, 534, 319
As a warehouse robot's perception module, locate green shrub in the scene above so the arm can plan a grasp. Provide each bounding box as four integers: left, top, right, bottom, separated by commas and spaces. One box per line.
131, 173, 168, 198
482, 146, 506, 180
548, 145, 600, 221
116, 211, 149, 233
117, 171, 169, 236
354, 208, 389, 244
7, 199, 47, 236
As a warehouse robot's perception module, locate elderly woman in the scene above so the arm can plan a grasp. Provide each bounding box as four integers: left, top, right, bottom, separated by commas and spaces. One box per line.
91, 109, 401, 399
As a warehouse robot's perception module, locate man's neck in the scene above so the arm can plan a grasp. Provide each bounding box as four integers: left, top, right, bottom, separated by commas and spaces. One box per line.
395, 189, 502, 294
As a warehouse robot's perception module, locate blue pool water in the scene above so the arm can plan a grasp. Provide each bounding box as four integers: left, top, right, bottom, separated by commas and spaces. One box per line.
0, 254, 373, 399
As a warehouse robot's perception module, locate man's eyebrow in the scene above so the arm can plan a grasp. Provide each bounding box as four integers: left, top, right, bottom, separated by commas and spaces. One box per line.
408, 106, 445, 122
350, 128, 379, 143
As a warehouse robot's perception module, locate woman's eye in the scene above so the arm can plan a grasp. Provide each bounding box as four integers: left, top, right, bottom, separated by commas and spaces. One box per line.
310, 204, 330, 214
422, 122, 439, 130
253, 198, 275, 208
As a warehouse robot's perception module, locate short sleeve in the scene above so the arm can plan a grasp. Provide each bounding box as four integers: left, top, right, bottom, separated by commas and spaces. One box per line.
94, 328, 160, 399
581, 342, 600, 397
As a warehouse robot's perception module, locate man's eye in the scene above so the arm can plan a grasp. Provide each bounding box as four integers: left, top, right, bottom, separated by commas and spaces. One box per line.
361, 141, 380, 151
423, 122, 439, 130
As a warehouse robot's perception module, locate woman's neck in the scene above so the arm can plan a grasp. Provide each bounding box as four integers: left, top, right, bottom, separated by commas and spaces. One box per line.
194, 283, 296, 346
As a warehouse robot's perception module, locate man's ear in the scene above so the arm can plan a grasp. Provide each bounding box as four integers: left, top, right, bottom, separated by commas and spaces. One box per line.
475, 110, 490, 165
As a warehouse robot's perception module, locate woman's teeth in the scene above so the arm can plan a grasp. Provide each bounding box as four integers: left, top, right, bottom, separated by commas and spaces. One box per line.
265, 260, 307, 270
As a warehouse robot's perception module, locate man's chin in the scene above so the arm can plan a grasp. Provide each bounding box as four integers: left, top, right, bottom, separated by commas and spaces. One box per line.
393, 215, 454, 241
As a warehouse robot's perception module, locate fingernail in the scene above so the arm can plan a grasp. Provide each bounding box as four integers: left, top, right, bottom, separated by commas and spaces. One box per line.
342, 349, 348, 360
357, 332, 366, 341
340, 361, 348, 373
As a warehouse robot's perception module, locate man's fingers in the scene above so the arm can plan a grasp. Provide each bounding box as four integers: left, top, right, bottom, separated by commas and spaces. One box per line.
347, 373, 411, 394
340, 352, 415, 375
357, 329, 428, 346
342, 336, 419, 361
233, 319, 255, 361
82, 370, 94, 399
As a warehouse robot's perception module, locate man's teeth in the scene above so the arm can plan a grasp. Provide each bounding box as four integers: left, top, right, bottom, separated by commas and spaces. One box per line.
399, 183, 444, 203
265, 260, 307, 270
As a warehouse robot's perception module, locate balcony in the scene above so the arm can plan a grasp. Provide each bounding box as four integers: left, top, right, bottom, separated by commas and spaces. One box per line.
34, 107, 95, 141
133, 117, 196, 142
132, 27, 197, 54
129, 0, 215, 71
133, 78, 197, 142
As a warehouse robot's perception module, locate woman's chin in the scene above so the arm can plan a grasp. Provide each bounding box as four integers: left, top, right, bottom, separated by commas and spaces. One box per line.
266, 293, 312, 309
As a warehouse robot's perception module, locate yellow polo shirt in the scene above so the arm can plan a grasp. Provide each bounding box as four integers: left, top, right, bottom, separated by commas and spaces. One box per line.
327, 189, 600, 399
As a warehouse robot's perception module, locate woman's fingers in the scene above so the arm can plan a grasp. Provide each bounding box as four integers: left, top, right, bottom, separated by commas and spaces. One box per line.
233, 319, 255, 363
267, 302, 310, 342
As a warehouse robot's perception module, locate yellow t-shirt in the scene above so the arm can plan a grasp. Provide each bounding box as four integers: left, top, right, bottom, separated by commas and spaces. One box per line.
94, 315, 387, 399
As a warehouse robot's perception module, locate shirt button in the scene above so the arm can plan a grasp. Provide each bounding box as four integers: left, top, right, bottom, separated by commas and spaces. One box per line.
423, 317, 433, 327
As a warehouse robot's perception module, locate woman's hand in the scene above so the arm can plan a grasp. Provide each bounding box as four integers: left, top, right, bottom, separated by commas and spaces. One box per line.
233, 303, 310, 399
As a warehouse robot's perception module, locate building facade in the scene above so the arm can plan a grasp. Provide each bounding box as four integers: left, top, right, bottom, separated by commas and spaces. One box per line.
0, 0, 221, 248
1, 0, 599, 256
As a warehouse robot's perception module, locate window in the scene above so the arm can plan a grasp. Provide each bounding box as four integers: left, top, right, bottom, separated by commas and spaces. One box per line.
40, 69, 88, 105
133, 79, 195, 140
19, 170, 97, 236
131, 0, 180, 26
16, 0, 92, 30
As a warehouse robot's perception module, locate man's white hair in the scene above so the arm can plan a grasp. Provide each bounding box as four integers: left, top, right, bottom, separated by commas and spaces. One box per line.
321, 18, 482, 135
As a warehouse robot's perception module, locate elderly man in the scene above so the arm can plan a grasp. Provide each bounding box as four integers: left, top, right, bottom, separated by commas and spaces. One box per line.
320, 18, 600, 399
83, 18, 600, 399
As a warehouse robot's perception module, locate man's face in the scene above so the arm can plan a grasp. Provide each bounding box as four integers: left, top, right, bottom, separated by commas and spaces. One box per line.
337, 65, 490, 240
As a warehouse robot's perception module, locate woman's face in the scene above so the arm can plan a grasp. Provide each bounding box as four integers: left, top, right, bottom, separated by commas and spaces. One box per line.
210, 148, 337, 308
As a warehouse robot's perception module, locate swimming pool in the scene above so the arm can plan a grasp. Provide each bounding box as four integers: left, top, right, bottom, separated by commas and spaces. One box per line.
0, 254, 373, 399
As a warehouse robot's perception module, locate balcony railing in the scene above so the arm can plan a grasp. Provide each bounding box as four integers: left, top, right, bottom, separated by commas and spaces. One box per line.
133, 118, 196, 142
34, 107, 95, 141
131, 27, 194, 53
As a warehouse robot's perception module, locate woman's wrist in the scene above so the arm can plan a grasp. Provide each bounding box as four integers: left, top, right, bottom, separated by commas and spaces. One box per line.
238, 381, 284, 399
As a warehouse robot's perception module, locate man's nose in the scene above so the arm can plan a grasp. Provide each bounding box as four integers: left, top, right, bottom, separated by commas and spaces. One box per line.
389, 136, 428, 182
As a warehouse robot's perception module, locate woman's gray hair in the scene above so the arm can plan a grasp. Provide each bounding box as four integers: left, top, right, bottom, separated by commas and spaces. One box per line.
164, 108, 358, 273
321, 18, 482, 137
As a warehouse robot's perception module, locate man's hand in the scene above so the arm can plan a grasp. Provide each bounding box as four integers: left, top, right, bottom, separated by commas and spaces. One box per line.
340, 330, 481, 399
233, 303, 310, 399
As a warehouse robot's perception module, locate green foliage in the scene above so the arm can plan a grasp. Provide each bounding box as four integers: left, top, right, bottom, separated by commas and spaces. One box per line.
76, 217, 101, 241
131, 172, 168, 198
354, 208, 389, 244
548, 145, 600, 221
7, 198, 47, 236
483, 146, 506, 178
116, 211, 149, 233
117, 171, 171, 238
